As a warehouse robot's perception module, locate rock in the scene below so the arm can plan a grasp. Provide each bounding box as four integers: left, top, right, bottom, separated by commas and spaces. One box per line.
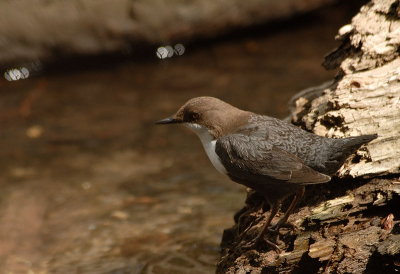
0, 0, 338, 68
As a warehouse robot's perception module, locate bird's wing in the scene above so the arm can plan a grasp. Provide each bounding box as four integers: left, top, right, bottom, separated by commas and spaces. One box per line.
215, 133, 330, 184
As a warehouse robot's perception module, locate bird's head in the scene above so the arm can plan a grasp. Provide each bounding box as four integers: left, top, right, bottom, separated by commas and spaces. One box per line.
156, 96, 251, 139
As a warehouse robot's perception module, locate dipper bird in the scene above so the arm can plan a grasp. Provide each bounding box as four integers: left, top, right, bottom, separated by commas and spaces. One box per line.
156, 96, 377, 249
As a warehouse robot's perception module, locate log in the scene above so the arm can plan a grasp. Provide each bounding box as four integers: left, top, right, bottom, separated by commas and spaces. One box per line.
217, 0, 400, 273
218, 179, 400, 274
289, 0, 400, 178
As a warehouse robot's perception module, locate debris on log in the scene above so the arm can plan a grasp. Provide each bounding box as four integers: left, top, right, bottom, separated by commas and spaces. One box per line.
218, 179, 400, 274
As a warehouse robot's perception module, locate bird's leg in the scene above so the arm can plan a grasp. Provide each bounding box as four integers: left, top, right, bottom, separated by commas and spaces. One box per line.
269, 187, 305, 232
242, 204, 280, 251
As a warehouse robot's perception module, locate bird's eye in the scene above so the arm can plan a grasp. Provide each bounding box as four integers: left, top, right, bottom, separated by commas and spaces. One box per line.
191, 113, 199, 120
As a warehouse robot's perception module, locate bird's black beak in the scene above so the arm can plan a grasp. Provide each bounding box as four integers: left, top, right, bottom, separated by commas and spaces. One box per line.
155, 116, 180, 125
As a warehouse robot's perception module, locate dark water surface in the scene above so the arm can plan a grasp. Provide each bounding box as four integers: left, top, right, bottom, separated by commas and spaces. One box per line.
0, 3, 363, 273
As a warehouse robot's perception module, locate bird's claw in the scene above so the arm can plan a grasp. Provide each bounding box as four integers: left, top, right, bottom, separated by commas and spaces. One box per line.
268, 221, 297, 233
241, 236, 282, 253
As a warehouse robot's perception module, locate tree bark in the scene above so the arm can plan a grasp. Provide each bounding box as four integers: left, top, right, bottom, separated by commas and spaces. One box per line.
217, 0, 400, 273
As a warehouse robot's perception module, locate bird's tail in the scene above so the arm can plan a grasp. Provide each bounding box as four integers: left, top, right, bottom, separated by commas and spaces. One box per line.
324, 133, 378, 175
333, 133, 378, 160
343, 134, 378, 150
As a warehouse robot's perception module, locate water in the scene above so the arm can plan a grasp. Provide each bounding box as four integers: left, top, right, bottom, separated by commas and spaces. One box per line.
0, 3, 363, 273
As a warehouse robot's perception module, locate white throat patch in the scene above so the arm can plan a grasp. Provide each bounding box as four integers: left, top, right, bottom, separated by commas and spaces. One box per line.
183, 123, 228, 176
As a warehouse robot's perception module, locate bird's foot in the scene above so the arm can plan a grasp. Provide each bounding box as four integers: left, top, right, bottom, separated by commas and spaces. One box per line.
241, 235, 281, 253
279, 221, 297, 231
268, 220, 297, 234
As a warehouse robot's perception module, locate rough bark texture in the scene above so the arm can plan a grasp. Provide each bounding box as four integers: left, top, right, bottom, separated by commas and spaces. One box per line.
218, 179, 400, 274
217, 0, 400, 273
289, 0, 400, 178
0, 0, 338, 69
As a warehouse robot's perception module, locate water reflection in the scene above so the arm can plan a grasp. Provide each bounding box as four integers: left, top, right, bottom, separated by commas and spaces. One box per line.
0, 4, 356, 273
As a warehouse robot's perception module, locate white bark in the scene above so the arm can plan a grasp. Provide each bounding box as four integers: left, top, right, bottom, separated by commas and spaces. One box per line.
289, 0, 400, 178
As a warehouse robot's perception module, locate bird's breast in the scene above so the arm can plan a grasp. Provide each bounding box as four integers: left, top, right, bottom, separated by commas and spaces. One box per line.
183, 123, 228, 176
204, 139, 229, 176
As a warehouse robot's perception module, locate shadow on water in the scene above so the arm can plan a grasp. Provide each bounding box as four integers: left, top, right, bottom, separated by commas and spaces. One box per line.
0, 1, 368, 273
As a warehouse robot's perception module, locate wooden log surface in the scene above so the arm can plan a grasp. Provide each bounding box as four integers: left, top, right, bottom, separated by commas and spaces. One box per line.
217, 0, 400, 273
289, 0, 400, 178
289, 58, 400, 178
217, 179, 400, 274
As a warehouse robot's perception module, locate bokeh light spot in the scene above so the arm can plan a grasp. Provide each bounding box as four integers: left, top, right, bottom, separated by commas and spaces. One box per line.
20, 67, 29, 79
174, 44, 185, 55
4, 71, 12, 81
165, 46, 174, 58
10, 69, 21, 81
156, 47, 168, 59
4, 67, 31, 81
26, 125, 43, 138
